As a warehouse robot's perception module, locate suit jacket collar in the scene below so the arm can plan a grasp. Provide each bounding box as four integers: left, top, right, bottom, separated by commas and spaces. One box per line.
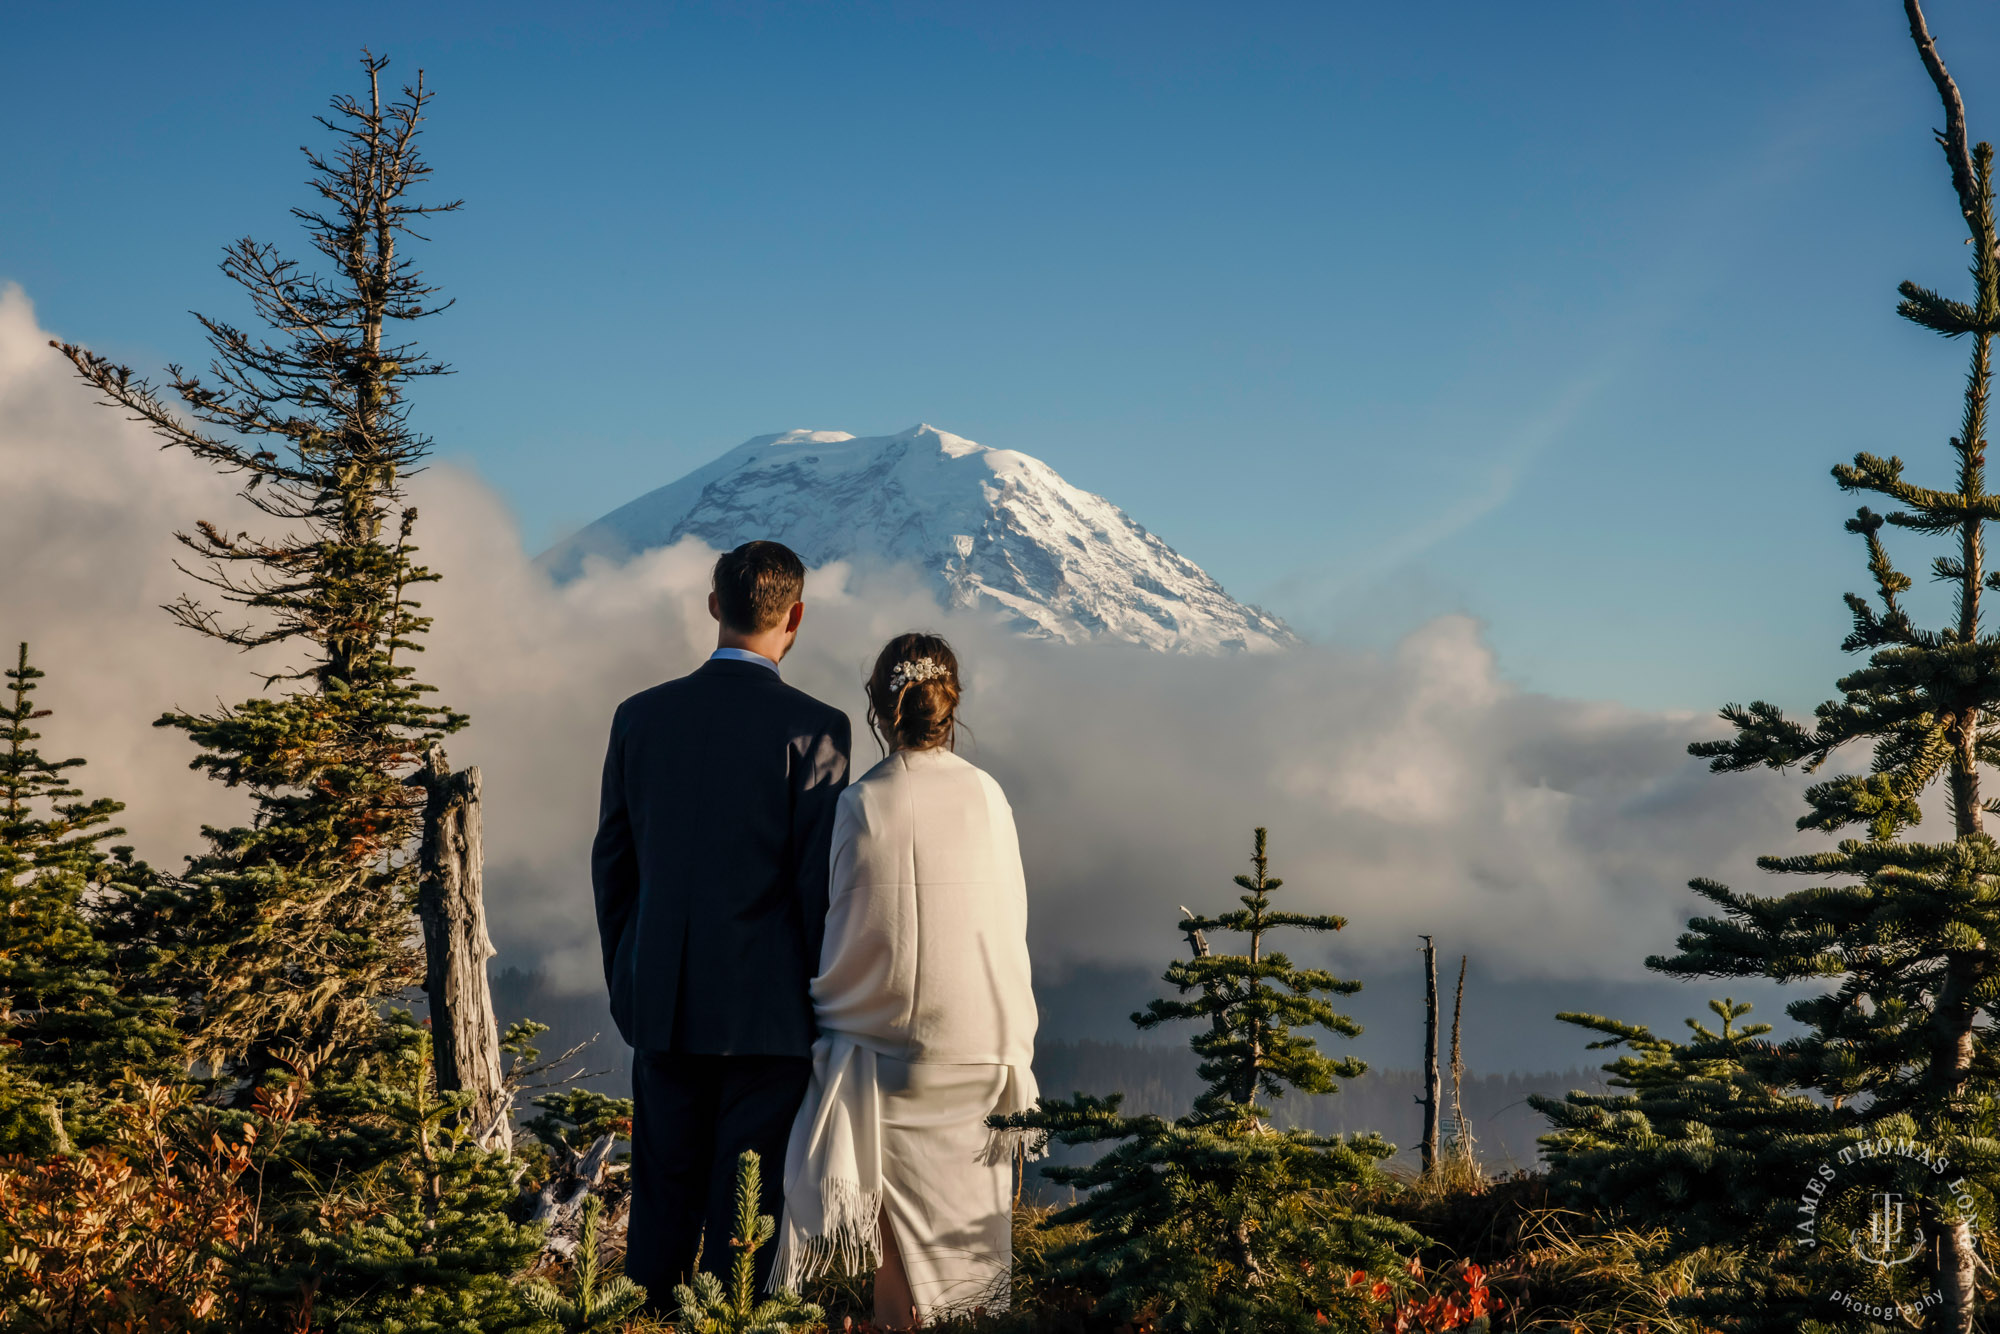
695, 657, 782, 682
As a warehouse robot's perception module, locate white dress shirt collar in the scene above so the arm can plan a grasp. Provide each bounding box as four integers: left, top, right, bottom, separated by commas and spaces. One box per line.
709, 646, 781, 676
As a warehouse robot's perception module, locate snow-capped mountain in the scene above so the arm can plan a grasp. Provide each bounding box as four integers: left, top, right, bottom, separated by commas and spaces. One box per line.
541, 424, 1297, 654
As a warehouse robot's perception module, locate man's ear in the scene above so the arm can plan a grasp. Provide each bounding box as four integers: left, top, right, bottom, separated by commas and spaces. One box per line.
708, 591, 722, 623
786, 601, 805, 633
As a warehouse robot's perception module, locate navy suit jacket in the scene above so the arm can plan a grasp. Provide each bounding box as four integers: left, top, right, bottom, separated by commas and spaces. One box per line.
591, 657, 852, 1056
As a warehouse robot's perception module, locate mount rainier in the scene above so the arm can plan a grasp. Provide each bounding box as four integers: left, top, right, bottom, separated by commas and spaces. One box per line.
541, 423, 1297, 654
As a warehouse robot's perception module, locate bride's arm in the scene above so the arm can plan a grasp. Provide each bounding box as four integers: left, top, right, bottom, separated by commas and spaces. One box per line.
810, 786, 912, 1038
988, 778, 1038, 1057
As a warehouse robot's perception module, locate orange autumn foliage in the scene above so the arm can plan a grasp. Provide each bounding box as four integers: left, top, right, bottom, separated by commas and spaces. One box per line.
1343, 1257, 1503, 1333
0, 1083, 259, 1334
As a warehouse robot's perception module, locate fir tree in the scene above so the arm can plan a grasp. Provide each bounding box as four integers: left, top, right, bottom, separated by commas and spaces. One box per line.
1649, 7, 2000, 1327
1532, 1000, 1847, 1331
523, 1085, 634, 1157
997, 828, 1414, 1334
517, 1194, 646, 1333
0, 643, 174, 1153
222, 1015, 546, 1333
1138, 827, 1364, 1121
53, 54, 466, 1083
671, 1151, 823, 1334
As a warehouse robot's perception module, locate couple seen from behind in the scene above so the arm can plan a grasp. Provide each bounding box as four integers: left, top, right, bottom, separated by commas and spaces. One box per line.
591, 540, 1038, 1328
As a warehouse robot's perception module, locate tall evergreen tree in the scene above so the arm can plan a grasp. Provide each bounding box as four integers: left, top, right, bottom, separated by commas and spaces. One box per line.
1650, 5, 2000, 1328
53, 54, 465, 1083
0, 643, 174, 1153
997, 828, 1414, 1334
49, 56, 547, 1329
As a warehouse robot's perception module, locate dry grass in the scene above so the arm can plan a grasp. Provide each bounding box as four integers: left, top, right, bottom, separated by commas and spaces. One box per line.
1365, 1163, 1734, 1334
1391, 1152, 1491, 1205
1494, 1208, 1732, 1334
1488, 1208, 1736, 1334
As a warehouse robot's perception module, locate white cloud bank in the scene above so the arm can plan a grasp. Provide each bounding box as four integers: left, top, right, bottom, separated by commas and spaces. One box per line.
1, 283, 1819, 1007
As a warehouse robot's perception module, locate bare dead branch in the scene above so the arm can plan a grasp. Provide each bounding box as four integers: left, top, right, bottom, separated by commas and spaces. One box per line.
1905, 0, 1982, 234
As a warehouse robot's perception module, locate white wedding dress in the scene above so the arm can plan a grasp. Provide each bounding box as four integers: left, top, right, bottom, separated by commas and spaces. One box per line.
771, 746, 1039, 1319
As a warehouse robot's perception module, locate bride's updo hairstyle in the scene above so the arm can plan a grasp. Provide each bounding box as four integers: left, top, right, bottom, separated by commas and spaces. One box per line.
866, 632, 962, 753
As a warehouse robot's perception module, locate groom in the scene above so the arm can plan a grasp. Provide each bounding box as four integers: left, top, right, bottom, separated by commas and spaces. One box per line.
591, 539, 852, 1300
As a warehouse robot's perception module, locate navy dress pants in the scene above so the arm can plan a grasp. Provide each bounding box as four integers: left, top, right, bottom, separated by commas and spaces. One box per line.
624, 1051, 812, 1305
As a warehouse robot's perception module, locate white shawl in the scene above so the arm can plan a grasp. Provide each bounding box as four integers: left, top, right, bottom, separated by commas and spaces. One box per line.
772, 747, 1041, 1290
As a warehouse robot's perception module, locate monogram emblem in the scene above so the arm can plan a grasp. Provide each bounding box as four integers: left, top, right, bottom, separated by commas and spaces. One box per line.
1850, 1192, 1926, 1268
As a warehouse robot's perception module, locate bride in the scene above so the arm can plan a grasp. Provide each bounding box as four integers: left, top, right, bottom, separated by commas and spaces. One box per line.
771, 633, 1039, 1328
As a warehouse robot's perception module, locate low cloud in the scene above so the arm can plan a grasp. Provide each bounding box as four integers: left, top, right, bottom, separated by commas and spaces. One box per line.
3, 284, 1819, 1035
413, 484, 1815, 998
0, 285, 254, 858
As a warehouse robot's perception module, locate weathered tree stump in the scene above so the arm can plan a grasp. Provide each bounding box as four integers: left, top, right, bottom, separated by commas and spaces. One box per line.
409, 744, 512, 1153
528, 1130, 624, 1260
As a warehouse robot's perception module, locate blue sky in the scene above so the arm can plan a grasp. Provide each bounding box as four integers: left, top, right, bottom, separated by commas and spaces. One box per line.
13, 0, 2000, 714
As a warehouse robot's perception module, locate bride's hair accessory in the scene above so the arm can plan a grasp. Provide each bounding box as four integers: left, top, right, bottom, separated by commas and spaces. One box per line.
888, 658, 949, 693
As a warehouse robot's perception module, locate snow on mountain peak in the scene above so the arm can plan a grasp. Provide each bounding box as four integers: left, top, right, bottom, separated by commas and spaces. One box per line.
541, 425, 1298, 654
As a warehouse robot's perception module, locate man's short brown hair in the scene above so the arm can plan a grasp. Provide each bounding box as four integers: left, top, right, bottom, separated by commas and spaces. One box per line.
712, 540, 806, 632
